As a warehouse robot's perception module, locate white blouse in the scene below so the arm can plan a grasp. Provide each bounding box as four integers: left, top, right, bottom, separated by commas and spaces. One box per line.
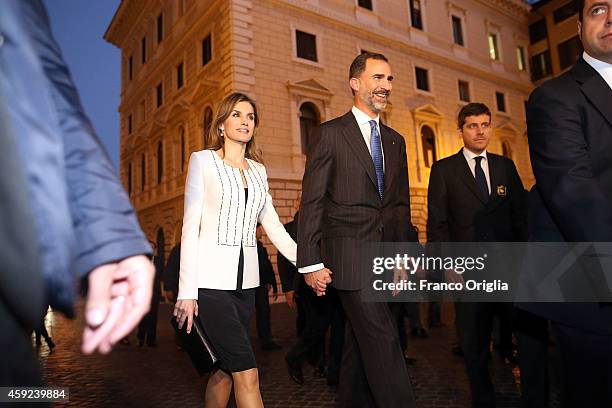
177, 150, 297, 300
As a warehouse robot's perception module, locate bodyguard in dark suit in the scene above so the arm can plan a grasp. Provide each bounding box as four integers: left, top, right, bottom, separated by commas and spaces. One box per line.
427, 103, 527, 408
282, 211, 345, 386
255, 230, 281, 350
521, 1, 612, 406
298, 52, 418, 407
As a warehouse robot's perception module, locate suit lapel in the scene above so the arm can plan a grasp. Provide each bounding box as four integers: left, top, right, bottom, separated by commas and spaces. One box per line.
487, 155, 504, 209
380, 125, 396, 200
340, 112, 378, 190
454, 151, 487, 205
574, 58, 612, 128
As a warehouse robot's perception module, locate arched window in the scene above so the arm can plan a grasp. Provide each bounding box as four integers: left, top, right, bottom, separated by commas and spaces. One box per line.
502, 141, 512, 159
299, 102, 320, 156
203, 106, 213, 148
128, 162, 132, 195
157, 141, 163, 184
179, 127, 186, 172
140, 153, 146, 191
421, 125, 437, 168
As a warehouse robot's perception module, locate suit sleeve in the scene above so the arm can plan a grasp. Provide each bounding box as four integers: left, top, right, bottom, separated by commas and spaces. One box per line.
426, 162, 451, 242
395, 135, 418, 242
507, 160, 528, 241
31, 1, 150, 277
178, 153, 204, 300
527, 85, 612, 241
298, 126, 333, 268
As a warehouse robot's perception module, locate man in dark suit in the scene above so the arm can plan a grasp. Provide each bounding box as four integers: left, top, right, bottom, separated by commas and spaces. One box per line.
282, 208, 345, 386
427, 103, 527, 408
138, 241, 164, 347
298, 52, 418, 407
0, 0, 153, 385
255, 226, 281, 351
521, 1, 612, 406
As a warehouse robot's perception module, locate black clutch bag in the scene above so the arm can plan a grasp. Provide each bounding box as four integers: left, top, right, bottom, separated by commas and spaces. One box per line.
170, 315, 219, 376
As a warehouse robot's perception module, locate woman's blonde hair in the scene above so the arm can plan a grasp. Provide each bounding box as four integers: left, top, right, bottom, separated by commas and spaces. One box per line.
206, 92, 263, 164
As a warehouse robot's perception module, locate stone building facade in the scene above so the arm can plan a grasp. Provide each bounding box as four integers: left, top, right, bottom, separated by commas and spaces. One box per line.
528, 0, 582, 84
105, 0, 535, 271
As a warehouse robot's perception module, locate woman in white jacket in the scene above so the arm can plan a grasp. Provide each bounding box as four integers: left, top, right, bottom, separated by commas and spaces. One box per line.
174, 93, 296, 407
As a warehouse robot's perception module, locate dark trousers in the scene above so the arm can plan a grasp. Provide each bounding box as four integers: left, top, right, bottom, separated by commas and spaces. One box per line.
0, 299, 43, 387
255, 285, 272, 342
137, 293, 159, 345
286, 288, 344, 380
553, 322, 612, 408
455, 302, 513, 408
515, 307, 549, 408
338, 290, 416, 408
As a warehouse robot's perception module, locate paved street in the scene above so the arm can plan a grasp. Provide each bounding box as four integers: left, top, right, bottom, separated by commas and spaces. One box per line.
36, 301, 560, 407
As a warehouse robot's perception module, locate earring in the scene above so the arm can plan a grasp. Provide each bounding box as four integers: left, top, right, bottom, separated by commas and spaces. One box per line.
219, 128, 224, 137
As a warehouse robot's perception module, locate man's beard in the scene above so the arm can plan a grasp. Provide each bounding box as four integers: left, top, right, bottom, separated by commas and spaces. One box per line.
363, 91, 387, 113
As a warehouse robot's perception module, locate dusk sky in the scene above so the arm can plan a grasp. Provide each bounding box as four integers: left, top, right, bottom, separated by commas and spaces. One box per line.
45, 0, 122, 169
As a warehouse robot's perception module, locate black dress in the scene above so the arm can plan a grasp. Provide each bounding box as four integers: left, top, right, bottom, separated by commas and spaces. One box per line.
197, 188, 256, 373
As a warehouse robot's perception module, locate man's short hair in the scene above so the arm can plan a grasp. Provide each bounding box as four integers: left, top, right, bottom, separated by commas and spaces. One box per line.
349, 52, 388, 80
348, 52, 388, 95
457, 103, 491, 129
578, 0, 584, 22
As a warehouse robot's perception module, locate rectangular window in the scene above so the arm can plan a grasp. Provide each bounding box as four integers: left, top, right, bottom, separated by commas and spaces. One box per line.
488, 33, 499, 60
415, 67, 429, 91
529, 19, 547, 44
558, 35, 583, 70
452, 15, 464, 46
128, 114, 133, 134
296, 30, 318, 62
176, 62, 184, 89
530, 50, 552, 81
128, 55, 133, 80
202, 34, 212, 66
458, 80, 470, 102
496, 91, 506, 113
139, 100, 145, 122
410, 0, 423, 30
157, 13, 164, 44
141, 37, 147, 64
156, 83, 163, 107
358, 0, 373, 10
553, 1, 579, 24
516, 46, 526, 71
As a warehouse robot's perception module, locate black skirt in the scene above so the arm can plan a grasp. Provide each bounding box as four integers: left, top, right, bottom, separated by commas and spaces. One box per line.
197, 287, 256, 373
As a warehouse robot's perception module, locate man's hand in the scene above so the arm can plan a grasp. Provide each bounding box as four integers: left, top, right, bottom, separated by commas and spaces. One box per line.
444, 269, 465, 286
392, 267, 408, 297
82, 255, 154, 354
285, 290, 296, 309
304, 268, 333, 296
266, 283, 279, 301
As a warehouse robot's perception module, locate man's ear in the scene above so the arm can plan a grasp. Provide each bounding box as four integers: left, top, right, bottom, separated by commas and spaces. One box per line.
349, 77, 360, 94
577, 21, 582, 41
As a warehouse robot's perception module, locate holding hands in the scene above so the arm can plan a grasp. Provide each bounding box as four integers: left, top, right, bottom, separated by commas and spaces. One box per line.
304, 267, 333, 296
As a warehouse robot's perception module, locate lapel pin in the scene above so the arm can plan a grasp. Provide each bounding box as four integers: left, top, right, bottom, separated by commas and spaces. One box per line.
496, 185, 507, 198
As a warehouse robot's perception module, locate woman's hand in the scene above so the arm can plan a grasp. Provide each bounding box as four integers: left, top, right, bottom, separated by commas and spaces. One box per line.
173, 299, 199, 334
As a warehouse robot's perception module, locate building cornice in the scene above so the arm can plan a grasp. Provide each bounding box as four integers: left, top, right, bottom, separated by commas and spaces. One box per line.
104, 0, 148, 48
266, 0, 532, 94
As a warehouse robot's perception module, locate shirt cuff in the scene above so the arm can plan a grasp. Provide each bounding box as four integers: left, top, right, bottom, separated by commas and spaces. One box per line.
298, 263, 325, 274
